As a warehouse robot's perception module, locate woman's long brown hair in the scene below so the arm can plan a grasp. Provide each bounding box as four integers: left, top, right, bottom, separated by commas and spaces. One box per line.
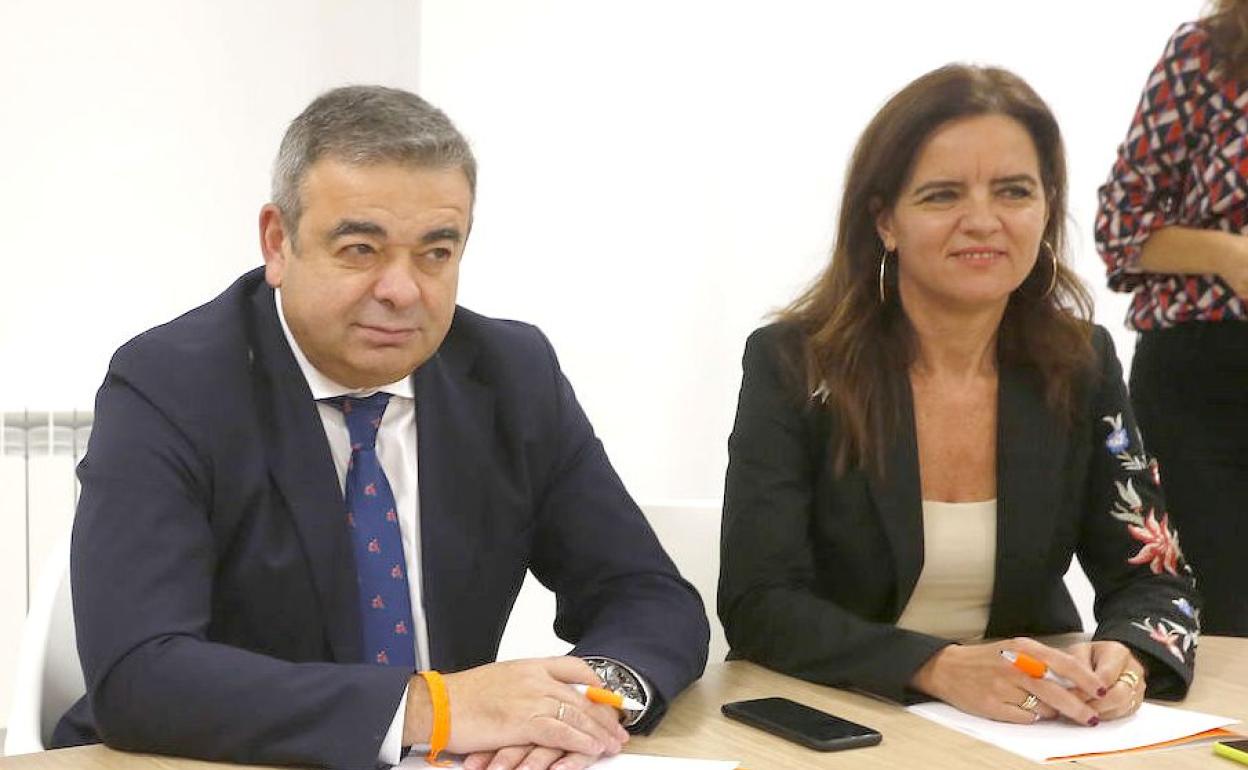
1205, 0, 1248, 81
777, 65, 1094, 477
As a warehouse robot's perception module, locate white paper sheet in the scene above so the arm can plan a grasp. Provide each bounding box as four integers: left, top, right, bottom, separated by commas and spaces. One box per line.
906, 701, 1237, 763
398, 752, 738, 770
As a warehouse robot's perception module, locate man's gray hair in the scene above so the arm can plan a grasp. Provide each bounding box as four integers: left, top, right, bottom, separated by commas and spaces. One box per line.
272, 85, 476, 237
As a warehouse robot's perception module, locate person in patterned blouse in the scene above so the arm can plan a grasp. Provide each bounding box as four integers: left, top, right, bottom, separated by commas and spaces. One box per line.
720, 64, 1201, 729
1095, 1, 1248, 636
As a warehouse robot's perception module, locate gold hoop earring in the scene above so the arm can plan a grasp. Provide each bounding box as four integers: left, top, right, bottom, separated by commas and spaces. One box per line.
878, 248, 892, 304
1041, 240, 1058, 299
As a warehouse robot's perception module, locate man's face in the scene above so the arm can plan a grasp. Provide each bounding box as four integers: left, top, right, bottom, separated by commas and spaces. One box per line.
261, 159, 472, 389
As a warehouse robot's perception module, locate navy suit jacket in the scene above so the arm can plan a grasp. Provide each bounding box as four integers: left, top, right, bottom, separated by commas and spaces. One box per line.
54, 269, 708, 769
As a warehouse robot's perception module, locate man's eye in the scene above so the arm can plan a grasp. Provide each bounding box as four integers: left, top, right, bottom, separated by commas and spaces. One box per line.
339, 243, 377, 259
427, 248, 452, 262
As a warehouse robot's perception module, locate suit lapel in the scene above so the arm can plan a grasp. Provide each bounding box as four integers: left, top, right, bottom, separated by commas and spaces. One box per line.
866, 379, 926, 619
412, 318, 495, 671
987, 364, 1066, 635
247, 285, 363, 663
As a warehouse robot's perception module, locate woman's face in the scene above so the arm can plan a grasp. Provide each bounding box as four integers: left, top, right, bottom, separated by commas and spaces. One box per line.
876, 113, 1048, 315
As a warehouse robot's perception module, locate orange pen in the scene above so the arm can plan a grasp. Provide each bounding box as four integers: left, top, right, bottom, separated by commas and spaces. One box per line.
572, 683, 645, 711
1000, 650, 1076, 689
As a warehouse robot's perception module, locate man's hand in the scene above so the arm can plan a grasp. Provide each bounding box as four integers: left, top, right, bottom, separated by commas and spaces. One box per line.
403, 657, 630, 759
462, 728, 615, 770
911, 638, 1104, 726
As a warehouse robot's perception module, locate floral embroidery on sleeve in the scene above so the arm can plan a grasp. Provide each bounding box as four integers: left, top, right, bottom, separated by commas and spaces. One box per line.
1131, 617, 1197, 663
1103, 415, 1161, 484
1104, 413, 1131, 454
1172, 597, 1199, 623
1102, 414, 1189, 579
1101, 412, 1200, 663
1107, 478, 1185, 577
1128, 509, 1181, 575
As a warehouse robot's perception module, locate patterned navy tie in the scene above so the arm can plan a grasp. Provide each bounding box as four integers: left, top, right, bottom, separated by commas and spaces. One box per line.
324, 393, 416, 669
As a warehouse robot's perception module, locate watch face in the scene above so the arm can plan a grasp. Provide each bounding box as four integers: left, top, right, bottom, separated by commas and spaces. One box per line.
590, 662, 638, 697
586, 659, 647, 726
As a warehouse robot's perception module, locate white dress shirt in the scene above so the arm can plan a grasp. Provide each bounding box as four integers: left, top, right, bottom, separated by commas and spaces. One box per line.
276, 291, 424, 763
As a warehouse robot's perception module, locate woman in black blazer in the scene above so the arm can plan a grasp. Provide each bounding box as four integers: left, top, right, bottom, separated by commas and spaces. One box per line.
719, 65, 1200, 727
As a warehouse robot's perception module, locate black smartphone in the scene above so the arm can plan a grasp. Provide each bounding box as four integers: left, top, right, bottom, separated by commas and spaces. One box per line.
721, 697, 882, 751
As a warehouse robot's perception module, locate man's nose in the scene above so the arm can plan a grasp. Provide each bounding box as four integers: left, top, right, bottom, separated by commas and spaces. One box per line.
373, 257, 421, 309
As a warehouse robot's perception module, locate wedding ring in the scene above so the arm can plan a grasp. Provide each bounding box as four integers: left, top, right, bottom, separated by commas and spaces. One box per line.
556, 702, 566, 722
1018, 693, 1040, 712
1117, 670, 1141, 690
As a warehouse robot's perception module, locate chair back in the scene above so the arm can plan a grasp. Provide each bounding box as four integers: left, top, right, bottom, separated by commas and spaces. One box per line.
640, 500, 726, 663
4, 536, 84, 755
496, 499, 727, 665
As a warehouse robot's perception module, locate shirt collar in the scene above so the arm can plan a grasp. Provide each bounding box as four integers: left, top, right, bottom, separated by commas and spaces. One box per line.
274, 288, 414, 401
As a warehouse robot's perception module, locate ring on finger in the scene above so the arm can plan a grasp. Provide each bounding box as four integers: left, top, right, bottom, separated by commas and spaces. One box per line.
1018, 693, 1040, 712
556, 701, 566, 722
1117, 670, 1141, 690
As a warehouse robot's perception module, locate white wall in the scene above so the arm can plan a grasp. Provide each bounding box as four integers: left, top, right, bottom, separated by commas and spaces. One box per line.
0, 0, 421, 411
0, 0, 422, 733
419, 0, 1204, 503
0, 0, 1207, 734
0, 0, 1206, 496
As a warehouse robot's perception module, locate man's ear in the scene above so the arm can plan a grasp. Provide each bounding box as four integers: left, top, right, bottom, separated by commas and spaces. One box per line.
259, 204, 291, 288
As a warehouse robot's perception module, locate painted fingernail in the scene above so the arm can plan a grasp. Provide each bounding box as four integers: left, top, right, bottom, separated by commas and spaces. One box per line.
1097, 687, 1107, 697
1088, 716, 1100, 727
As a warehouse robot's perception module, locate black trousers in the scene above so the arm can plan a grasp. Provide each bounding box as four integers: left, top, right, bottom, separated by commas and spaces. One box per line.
1131, 321, 1248, 636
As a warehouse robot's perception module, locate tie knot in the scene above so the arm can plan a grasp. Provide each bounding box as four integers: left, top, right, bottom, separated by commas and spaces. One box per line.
324, 393, 391, 450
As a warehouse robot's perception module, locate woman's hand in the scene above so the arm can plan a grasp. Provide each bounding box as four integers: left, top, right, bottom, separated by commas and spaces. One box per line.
911, 638, 1105, 726
1067, 641, 1147, 721
1217, 242, 1248, 298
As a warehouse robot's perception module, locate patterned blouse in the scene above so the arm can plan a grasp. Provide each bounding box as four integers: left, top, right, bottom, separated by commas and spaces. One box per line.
1095, 21, 1248, 330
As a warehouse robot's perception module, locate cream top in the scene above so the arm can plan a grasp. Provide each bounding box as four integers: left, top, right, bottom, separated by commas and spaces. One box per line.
895, 499, 997, 642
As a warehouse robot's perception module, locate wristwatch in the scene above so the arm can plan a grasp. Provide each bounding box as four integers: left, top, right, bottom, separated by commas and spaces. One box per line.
582, 656, 651, 728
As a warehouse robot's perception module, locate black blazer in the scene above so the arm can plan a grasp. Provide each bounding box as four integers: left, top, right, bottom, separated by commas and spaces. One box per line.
719, 323, 1200, 704
55, 269, 708, 769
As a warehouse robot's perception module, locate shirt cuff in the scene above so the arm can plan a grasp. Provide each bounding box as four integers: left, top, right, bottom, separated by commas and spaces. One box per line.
378, 684, 408, 766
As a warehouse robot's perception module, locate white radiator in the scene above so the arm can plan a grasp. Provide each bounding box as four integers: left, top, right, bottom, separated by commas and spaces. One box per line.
0, 411, 91, 730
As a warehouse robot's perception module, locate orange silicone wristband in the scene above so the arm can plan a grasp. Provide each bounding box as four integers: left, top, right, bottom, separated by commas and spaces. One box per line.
418, 670, 452, 767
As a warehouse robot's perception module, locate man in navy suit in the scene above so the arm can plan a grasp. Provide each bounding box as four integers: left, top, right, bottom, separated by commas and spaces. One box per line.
55, 86, 708, 770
